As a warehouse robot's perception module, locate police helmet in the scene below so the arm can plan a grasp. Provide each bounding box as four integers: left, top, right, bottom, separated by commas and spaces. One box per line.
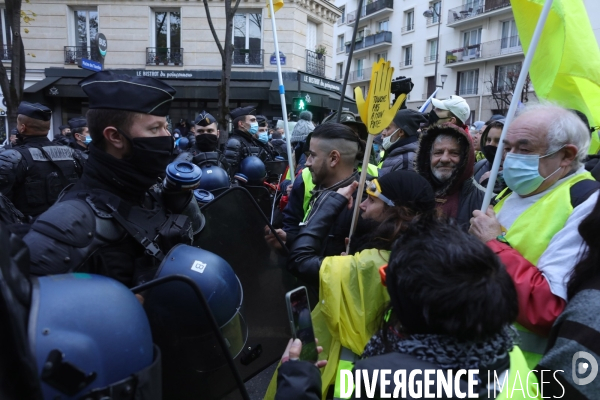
239, 156, 267, 186
178, 136, 190, 150
30, 274, 160, 400
144, 245, 247, 371
198, 165, 230, 193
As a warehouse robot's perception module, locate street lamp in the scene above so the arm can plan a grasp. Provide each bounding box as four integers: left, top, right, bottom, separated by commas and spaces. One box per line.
423, 2, 443, 93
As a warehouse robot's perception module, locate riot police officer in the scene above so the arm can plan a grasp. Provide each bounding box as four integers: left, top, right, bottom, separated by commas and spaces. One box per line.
0, 102, 85, 219
224, 106, 276, 177
182, 111, 230, 172
68, 116, 91, 153
23, 71, 203, 287
52, 124, 72, 146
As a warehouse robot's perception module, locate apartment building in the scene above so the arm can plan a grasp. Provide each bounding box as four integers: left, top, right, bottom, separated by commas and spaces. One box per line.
333, 0, 600, 123
0, 0, 348, 137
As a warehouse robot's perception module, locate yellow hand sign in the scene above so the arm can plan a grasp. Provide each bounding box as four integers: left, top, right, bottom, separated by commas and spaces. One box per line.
354, 58, 406, 135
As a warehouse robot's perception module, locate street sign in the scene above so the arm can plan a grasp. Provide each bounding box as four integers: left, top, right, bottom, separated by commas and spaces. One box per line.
270, 52, 286, 65
97, 33, 107, 58
80, 58, 102, 72
292, 97, 306, 112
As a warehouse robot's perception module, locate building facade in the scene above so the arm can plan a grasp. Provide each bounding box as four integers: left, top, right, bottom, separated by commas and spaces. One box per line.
333, 0, 600, 124
0, 0, 351, 140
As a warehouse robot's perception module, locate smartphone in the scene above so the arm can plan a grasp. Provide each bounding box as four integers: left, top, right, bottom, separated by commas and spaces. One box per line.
285, 286, 318, 363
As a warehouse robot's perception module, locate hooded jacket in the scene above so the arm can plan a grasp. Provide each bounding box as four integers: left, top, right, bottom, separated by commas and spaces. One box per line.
378, 135, 419, 176
415, 123, 484, 230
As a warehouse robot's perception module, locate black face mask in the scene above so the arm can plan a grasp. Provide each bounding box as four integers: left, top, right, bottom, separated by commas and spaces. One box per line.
428, 111, 440, 126
195, 134, 219, 152
117, 128, 174, 179
482, 145, 498, 164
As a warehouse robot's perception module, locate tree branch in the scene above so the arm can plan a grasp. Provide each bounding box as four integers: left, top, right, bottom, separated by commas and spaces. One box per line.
202, 0, 224, 59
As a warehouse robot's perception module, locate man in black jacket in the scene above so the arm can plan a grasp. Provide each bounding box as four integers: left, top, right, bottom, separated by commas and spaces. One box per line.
23, 71, 202, 287
0, 102, 85, 219
224, 106, 276, 177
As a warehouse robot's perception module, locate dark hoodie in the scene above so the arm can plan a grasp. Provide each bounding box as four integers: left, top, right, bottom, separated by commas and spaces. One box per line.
415, 123, 484, 230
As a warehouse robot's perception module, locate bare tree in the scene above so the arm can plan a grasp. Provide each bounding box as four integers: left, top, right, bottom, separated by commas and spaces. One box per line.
0, 0, 26, 132
202, 0, 242, 130
485, 65, 533, 116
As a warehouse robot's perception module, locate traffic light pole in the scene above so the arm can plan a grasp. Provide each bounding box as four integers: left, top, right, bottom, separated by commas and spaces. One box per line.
336, 0, 364, 123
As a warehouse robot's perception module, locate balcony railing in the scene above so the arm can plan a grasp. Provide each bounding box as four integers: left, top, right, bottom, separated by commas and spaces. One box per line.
445, 35, 522, 65
64, 46, 102, 65
232, 48, 263, 67
337, 16, 346, 25
0, 45, 11, 61
336, 46, 345, 53
306, 49, 326, 77
424, 54, 438, 63
346, 0, 393, 24
447, 0, 511, 24
399, 59, 412, 67
146, 47, 184, 66
347, 67, 371, 83
345, 31, 392, 53
401, 24, 414, 33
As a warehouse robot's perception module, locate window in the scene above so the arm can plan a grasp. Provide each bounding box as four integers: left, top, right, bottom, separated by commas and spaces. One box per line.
501, 20, 521, 50
495, 62, 521, 92
357, 58, 364, 78
458, 69, 479, 95
233, 12, 262, 65
427, 39, 438, 62
154, 10, 180, 50
73, 9, 98, 48
375, 52, 387, 62
0, 8, 12, 60
337, 34, 345, 52
465, 0, 483, 13
337, 62, 344, 80
462, 27, 482, 58
306, 20, 317, 51
402, 45, 412, 67
404, 10, 414, 31
431, 1, 441, 23
339, 6, 345, 24
378, 20, 389, 32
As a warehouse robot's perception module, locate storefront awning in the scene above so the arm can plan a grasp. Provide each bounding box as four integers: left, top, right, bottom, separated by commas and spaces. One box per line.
24, 77, 61, 94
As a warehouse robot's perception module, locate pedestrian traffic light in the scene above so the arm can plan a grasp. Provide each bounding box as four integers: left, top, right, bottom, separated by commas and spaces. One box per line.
292, 97, 306, 112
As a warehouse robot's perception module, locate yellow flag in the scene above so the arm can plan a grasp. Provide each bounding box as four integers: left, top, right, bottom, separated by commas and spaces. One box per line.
266, 0, 284, 17
512, 0, 600, 153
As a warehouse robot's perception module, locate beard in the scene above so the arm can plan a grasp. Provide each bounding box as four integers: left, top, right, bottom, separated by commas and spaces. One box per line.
432, 162, 457, 182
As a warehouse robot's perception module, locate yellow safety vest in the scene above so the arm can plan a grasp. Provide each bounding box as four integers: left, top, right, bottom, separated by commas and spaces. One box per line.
357, 163, 379, 178
494, 171, 595, 368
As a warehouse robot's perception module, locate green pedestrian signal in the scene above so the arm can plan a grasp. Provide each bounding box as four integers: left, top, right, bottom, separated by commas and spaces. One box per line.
292, 97, 306, 112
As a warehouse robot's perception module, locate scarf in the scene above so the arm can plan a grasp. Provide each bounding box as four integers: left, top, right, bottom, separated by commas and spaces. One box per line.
362, 326, 517, 370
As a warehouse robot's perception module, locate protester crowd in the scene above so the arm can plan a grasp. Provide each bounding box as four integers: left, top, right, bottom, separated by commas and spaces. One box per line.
1, 70, 599, 400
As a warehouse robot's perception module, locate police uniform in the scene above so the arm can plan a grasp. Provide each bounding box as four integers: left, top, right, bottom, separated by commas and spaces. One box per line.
24, 71, 203, 287
52, 124, 72, 146
181, 111, 230, 173
0, 102, 85, 219
224, 106, 277, 177
67, 116, 90, 153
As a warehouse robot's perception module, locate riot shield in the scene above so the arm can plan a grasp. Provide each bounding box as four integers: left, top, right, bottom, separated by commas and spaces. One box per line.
196, 187, 296, 383
244, 185, 273, 218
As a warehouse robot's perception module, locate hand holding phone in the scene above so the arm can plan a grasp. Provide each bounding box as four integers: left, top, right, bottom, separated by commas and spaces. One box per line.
285, 286, 318, 363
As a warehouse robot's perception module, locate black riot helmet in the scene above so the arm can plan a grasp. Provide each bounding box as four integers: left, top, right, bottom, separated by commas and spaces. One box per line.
198, 165, 230, 193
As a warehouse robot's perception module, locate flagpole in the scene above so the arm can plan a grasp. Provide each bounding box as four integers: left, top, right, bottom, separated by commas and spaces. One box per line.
268, 0, 295, 183
480, 0, 554, 210
419, 88, 439, 113
336, 0, 365, 122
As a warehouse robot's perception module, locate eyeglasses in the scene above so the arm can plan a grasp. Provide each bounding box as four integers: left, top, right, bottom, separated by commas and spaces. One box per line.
365, 179, 395, 207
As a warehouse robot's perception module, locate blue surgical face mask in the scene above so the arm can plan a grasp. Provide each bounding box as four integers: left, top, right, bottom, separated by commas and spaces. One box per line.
84, 136, 92, 144
248, 122, 259, 135
258, 132, 269, 143
502, 146, 565, 195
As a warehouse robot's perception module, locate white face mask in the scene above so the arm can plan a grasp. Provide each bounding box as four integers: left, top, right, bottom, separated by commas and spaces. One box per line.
382, 129, 401, 150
